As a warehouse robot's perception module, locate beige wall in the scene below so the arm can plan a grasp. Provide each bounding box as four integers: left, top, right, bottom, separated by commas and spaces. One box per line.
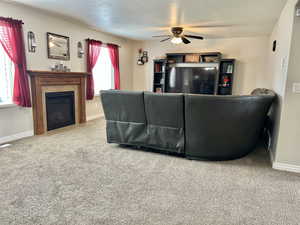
274, 0, 300, 166
132, 36, 270, 95
266, 0, 298, 164
0, 1, 134, 140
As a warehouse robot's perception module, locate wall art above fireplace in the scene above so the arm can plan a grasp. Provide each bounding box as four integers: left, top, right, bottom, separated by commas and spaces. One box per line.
47, 32, 70, 60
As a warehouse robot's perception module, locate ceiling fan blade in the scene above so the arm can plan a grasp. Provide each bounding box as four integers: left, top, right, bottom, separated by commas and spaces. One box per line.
152, 35, 171, 38
185, 24, 234, 28
185, 35, 204, 40
190, 25, 230, 28
160, 37, 171, 42
181, 36, 191, 44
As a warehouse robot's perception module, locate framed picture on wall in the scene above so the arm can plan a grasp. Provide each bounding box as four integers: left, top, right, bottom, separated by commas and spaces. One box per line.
47, 32, 70, 60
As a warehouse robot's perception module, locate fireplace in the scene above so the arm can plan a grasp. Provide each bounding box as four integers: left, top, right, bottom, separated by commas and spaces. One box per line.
45, 91, 75, 131
28, 71, 90, 135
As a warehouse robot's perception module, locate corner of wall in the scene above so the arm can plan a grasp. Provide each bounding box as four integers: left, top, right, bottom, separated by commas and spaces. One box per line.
266, 0, 299, 172
272, 161, 300, 173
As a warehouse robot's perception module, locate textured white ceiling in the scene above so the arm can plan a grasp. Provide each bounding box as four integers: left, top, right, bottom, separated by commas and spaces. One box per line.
10, 0, 287, 40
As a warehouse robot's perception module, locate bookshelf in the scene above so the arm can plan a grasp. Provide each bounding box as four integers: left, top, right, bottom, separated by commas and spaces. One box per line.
153, 59, 167, 93
218, 59, 235, 95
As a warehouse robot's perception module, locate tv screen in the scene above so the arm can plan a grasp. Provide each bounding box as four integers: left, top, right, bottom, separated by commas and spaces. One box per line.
166, 65, 218, 94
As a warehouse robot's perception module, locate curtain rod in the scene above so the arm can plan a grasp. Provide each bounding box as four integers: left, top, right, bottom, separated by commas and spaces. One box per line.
86, 38, 121, 48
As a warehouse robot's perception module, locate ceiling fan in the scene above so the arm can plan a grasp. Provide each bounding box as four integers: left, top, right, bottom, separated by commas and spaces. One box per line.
152, 27, 204, 44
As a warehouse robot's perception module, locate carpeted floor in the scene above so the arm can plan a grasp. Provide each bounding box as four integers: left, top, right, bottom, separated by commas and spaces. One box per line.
0, 118, 300, 225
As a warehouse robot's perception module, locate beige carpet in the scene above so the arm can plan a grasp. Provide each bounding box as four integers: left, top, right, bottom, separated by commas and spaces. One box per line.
0, 118, 300, 225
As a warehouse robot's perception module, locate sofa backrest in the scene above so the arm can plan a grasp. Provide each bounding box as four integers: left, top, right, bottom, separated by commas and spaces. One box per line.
184, 94, 275, 160
100, 90, 146, 123
100, 90, 147, 145
144, 92, 185, 153
144, 92, 184, 128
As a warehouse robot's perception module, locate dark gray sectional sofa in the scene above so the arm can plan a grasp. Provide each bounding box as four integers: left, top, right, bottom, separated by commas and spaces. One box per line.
100, 89, 275, 160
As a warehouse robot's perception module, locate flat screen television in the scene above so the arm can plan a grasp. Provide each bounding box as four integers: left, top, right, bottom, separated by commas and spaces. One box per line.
165, 63, 219, 94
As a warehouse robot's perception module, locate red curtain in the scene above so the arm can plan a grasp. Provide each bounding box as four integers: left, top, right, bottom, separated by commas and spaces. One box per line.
86, 39, 102, 100
0, 17, 31, 107
107, 43, 120, 90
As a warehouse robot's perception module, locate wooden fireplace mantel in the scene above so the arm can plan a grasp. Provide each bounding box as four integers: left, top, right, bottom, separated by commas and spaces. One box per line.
28, 70, 92, 77
28, 70, 91, 135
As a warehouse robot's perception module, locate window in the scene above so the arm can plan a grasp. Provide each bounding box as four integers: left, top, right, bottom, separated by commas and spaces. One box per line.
0, 43, 14, 104
92, 46, 114, 95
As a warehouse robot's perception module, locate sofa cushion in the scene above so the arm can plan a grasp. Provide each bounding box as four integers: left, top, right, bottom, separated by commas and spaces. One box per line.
144, 92, 184, 153
100, 90, 147, 145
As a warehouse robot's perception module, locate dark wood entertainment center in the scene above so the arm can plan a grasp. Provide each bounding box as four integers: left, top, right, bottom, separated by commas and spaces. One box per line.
153, 52, 235, 95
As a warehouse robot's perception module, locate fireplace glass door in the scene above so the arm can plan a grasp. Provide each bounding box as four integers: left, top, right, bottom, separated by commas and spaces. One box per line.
45, 91, 75, 131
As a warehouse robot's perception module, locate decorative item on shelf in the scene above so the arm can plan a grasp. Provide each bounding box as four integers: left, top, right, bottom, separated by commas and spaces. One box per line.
185, 54, 200, 63
137, 49, 148, 65
51, 61, 71, 72
27, 31, 36, 53
47, 32, 70, 60
77, 41, 84, 58
155, 87, 162, 93
222, 76, 230, 87
201, 55, 219, 63
167, 59, 176, 64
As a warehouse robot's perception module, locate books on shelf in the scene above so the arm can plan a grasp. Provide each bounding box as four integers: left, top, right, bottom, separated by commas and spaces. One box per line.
222, 63, 234, 74
226, 64, 233, 73
154, 63, 164, 73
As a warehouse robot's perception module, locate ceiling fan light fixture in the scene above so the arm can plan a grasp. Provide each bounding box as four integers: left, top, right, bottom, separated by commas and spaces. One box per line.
171, 37, 182, 44
153, 27, 203, 44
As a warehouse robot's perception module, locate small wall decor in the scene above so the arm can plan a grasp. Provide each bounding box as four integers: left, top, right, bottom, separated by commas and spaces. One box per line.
47, 32, 70, 60
27, 31, 36, 53
142, 51, 148, 63
137, 49, 148, 65
77, 41, 84, 58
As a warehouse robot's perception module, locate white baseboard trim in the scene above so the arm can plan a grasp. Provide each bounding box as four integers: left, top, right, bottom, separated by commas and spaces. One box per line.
87, 114, 103, 121
273, 162, 300, 173
0, 130, 34, 145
